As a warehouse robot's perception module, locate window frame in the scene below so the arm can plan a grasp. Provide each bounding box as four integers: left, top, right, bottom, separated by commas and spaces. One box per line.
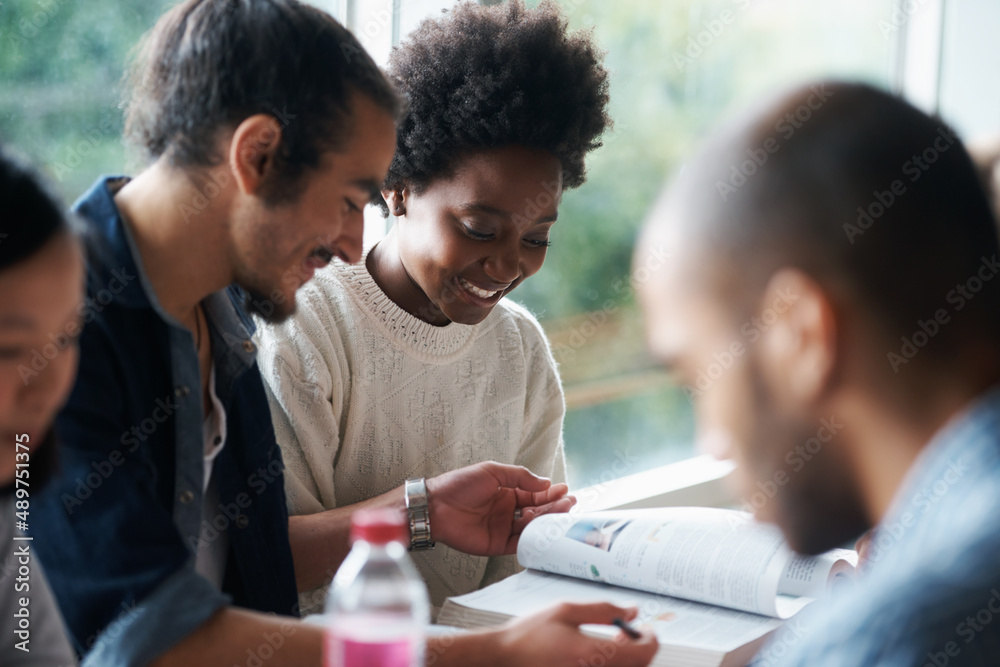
345, 0, 931, 509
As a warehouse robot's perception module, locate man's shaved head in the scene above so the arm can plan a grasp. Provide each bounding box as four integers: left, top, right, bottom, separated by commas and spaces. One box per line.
638, 82, 1000, 555
644, 82, 1000, 365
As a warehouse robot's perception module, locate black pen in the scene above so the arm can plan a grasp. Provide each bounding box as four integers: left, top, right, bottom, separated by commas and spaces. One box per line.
612, 617, 642, 640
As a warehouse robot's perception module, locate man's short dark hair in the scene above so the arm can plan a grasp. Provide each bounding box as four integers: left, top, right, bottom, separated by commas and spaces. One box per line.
376, 0, 611, 215
124, 0, 400, 203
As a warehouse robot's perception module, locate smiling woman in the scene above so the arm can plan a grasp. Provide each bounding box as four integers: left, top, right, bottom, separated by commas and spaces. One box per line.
253, 0, 611, 614
371, 145, 562, 326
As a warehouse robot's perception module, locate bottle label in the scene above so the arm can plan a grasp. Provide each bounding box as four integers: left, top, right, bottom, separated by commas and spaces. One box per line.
325, 626, 422, 667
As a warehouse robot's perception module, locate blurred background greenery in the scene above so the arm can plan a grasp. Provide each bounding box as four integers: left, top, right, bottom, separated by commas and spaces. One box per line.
517, 0, 895, 487
0, 0, 895, 487
1, 2, 174, 196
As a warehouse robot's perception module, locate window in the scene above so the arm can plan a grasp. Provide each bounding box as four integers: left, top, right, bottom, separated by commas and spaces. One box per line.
341, 0, 900, 490
515, 0, 897, 488
0, 0, 932, 493
1, 2, 177, 201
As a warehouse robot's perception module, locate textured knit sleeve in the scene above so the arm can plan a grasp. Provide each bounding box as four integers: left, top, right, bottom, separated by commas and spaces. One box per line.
479, 302, 569, 590
255, 277, 351, 515
508, 302, 568, 484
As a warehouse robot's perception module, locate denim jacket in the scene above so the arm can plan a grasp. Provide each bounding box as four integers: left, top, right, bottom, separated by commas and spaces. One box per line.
34, 177, 299, 666
757, 385, 1000, 666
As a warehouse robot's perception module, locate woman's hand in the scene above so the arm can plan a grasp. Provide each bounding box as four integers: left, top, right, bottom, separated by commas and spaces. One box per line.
426, 461, 575, 556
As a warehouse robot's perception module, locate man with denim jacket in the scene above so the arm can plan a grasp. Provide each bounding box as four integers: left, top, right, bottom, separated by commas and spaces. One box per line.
32, 1, 659, 666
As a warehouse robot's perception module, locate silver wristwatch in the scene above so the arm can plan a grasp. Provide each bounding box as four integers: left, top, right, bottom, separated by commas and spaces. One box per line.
404, 478, 435, 551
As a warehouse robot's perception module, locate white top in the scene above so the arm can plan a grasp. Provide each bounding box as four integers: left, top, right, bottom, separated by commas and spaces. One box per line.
255, 250, 567, 613
195, 366, 228, 589
0, 499, 77, 666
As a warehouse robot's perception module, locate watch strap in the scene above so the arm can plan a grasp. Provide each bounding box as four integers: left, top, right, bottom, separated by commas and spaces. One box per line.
404, 477, 435, 551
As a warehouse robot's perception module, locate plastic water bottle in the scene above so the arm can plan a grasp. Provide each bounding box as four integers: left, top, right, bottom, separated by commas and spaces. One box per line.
325, 509, 430, 667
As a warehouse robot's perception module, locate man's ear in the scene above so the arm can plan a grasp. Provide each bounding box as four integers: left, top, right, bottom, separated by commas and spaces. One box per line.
230, 114, 283, 196
381, 188, 407, 217
757, 269, 839, 404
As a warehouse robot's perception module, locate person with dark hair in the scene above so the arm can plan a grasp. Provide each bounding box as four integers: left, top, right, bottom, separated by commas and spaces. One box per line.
0, 146, 83, 665
30, 1, 656, 665
637, 80, 1000, 664
256, 0, 611, 614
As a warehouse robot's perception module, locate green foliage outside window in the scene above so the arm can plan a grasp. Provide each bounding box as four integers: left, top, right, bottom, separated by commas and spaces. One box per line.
0, 0, 895, 487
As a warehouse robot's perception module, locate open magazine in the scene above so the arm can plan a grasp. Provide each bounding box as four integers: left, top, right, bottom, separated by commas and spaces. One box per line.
438, 508, 856, 667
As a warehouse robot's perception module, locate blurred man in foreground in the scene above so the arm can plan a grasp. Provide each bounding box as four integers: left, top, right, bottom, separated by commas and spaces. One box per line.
638, 81, 1000, 665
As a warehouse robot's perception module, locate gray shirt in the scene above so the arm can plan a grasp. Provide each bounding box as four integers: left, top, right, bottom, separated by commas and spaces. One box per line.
0, 497, 76, 666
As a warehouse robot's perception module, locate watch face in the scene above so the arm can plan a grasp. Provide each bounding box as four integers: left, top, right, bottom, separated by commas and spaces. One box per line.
405, 479, 425, 503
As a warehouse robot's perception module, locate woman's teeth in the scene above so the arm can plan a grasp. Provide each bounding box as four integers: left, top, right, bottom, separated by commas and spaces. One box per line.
459, 276, 499, 300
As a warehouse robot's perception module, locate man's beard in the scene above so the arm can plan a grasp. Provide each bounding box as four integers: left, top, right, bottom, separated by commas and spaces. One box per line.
776, 457, 871, 555
746, 356, 870, 555
243, 287, 296, 324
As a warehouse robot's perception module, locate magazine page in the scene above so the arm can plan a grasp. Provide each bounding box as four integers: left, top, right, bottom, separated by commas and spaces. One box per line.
777, 548, 858, 598
444, 569, 784, 655
517, 508, 852, 618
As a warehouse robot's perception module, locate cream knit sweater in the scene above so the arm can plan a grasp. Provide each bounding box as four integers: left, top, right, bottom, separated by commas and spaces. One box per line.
254, 251, 567, 614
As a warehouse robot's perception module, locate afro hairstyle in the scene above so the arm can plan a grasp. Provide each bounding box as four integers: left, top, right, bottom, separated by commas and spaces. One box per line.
375, 0, 611, 216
